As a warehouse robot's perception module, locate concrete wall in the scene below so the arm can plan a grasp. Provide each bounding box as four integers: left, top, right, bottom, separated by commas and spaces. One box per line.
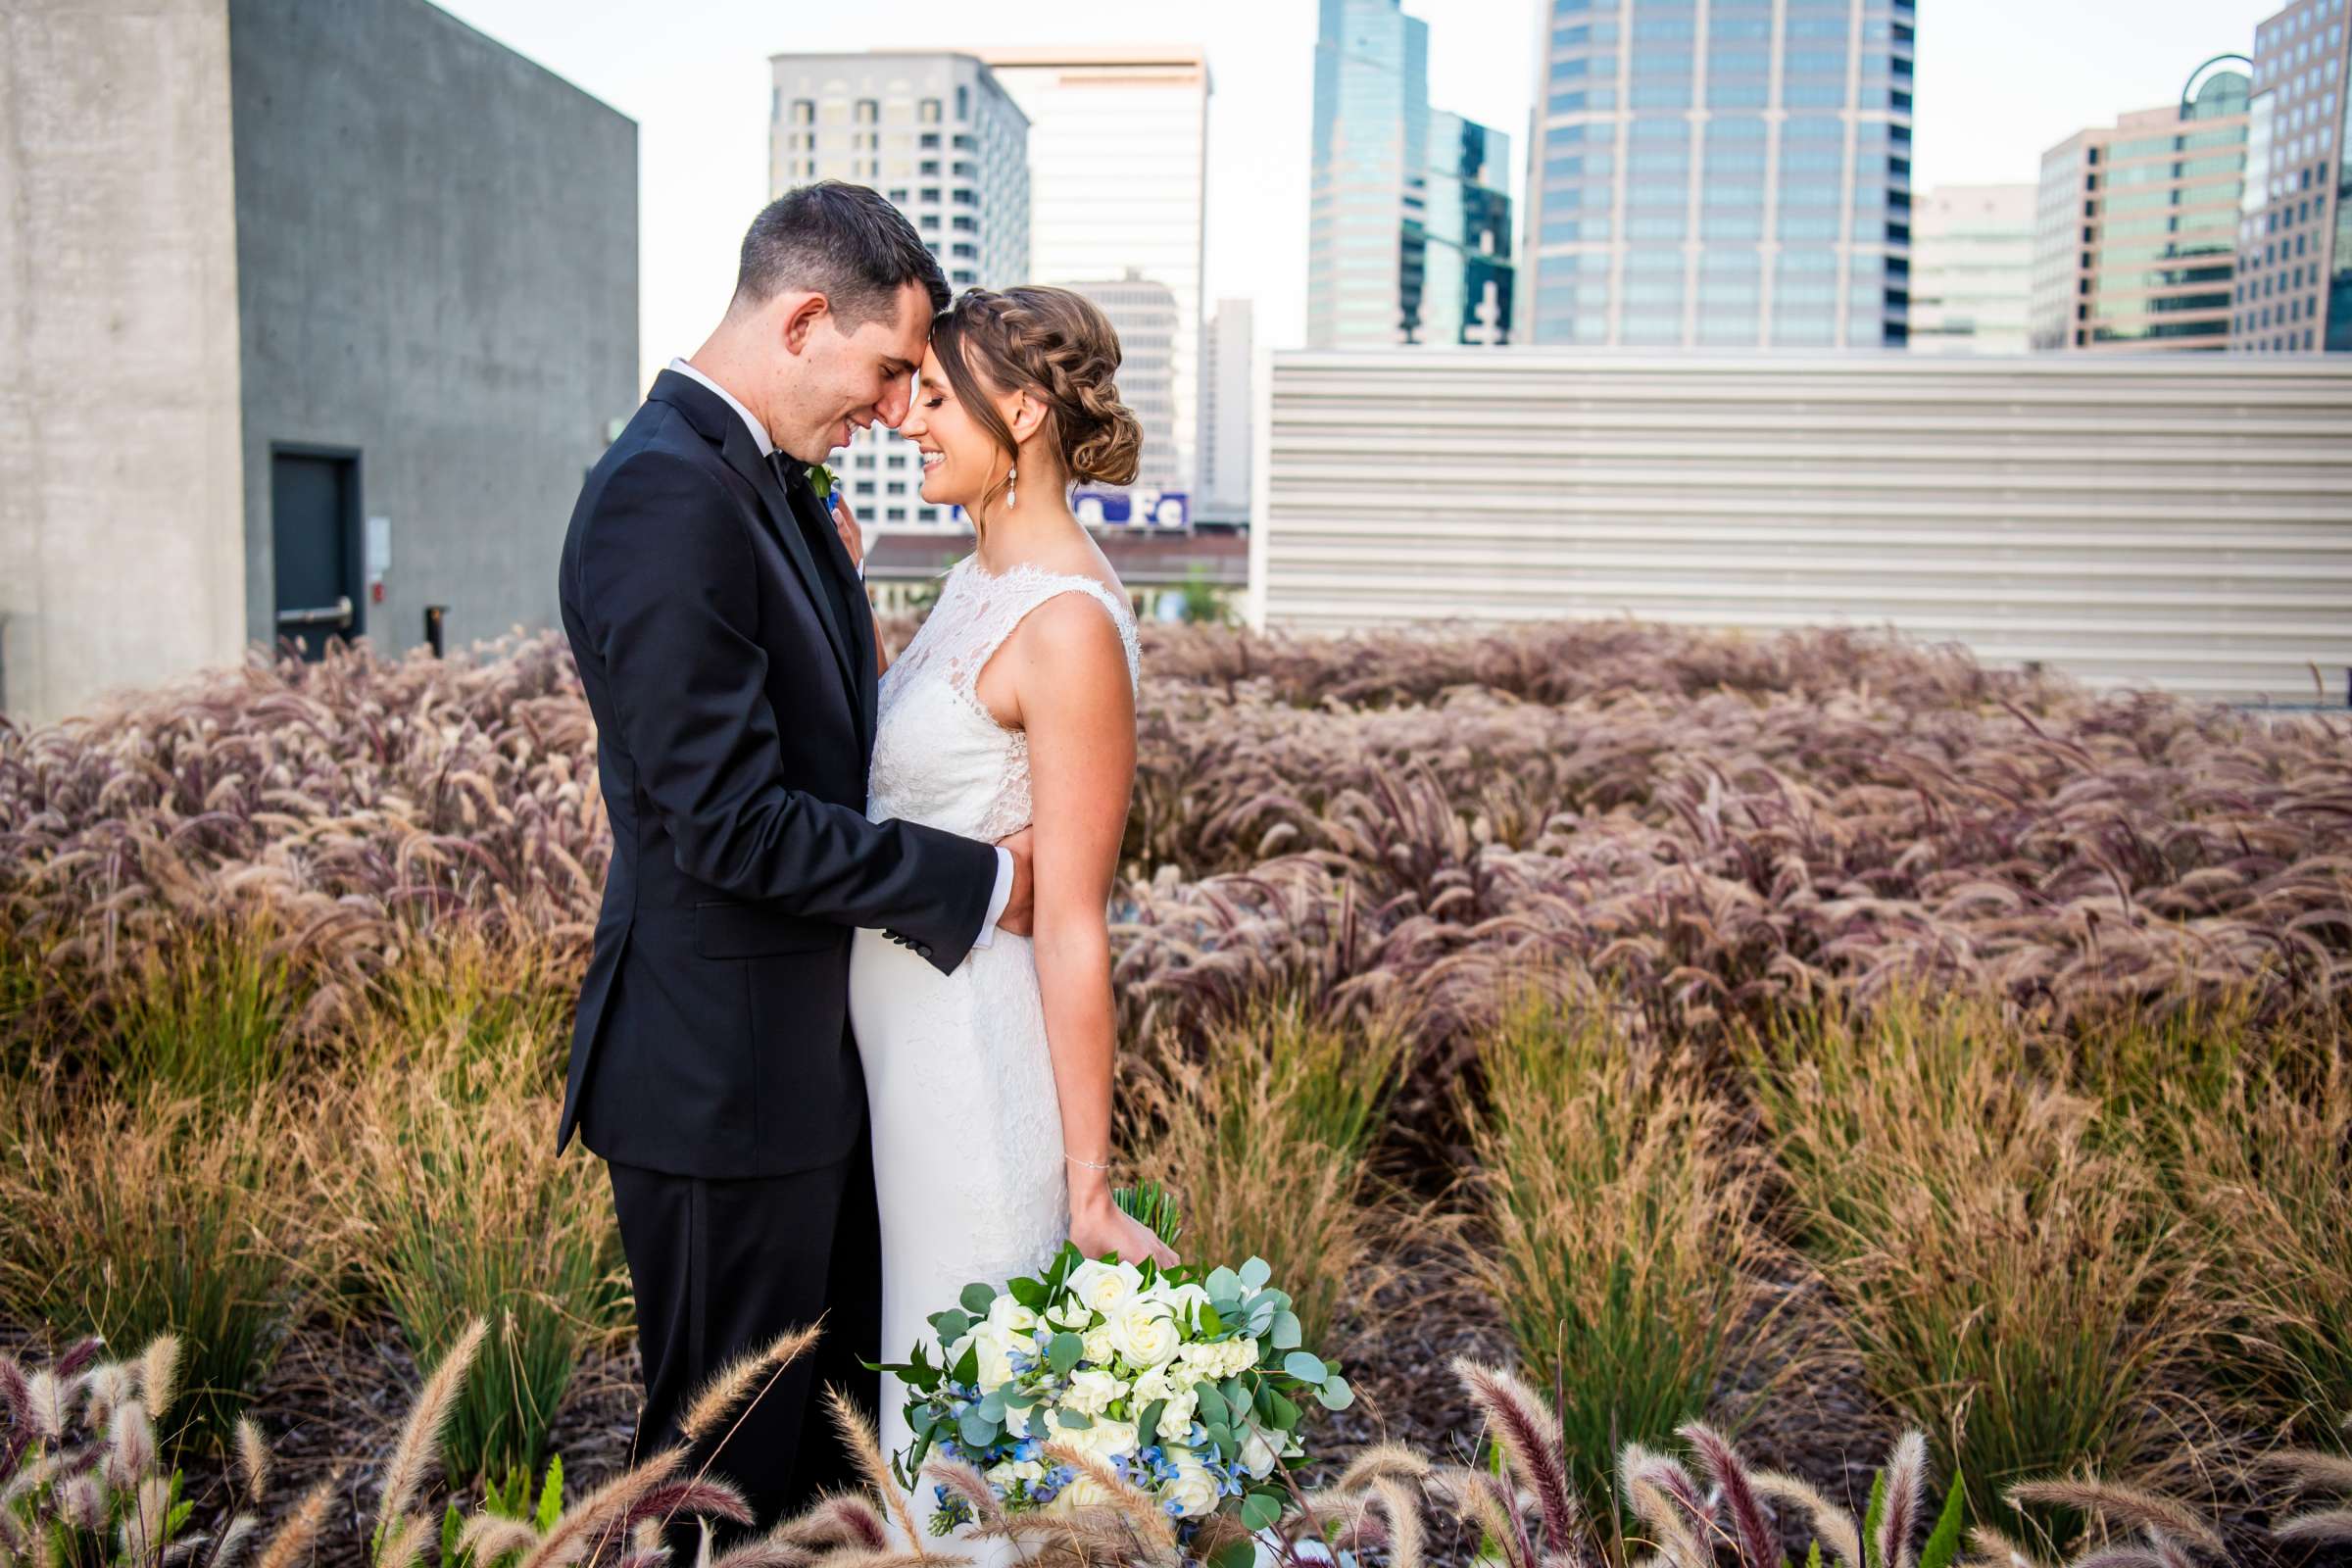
0, 0, 249, 724
1253, 351, 2352, 705
226, 0, 637, 661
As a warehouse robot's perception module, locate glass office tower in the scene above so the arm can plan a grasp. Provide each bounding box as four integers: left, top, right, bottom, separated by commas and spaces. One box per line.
1309, 0, 1514, 347
1522, 0, 1917, 349
2234, 0, 2350, 352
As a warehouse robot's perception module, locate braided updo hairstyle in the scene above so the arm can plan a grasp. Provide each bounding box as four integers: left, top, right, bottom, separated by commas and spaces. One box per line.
928, 286, 1145, 517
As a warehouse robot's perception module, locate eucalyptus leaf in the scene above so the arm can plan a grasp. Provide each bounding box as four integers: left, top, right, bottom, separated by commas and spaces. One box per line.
1138, 1398, 1168, 1443
1209, 1540, 1257, 1568
1240, 1492, 1283, 1533
1049, 1332, 1084, 1376
958, 1409, 999, 1449
929, 1309, 972, 1345
1283, 1351, 1328, 1385
1205, 1266, 1243, 1300
1315, 1375, 1354, 1411
1194, 1381, 1228, 1428
1270, 1311, 1302, 1351
1239, 1257, 1272, 1291
1056, 1407, 1095, 1430
961, 1283, 998, 1316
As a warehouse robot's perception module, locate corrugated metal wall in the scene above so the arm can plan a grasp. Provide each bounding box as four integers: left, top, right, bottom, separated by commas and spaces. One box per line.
1250, 352, 2352, 704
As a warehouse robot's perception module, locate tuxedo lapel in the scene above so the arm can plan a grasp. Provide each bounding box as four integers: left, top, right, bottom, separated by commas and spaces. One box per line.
779, 466, 879, 745
648, 371, 863, 726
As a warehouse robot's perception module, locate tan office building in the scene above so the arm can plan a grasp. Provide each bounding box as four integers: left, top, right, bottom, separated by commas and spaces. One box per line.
2030, 61, 2249, 352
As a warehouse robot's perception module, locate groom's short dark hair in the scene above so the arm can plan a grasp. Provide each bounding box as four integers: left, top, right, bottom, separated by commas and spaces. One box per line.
733, 181, 952, 330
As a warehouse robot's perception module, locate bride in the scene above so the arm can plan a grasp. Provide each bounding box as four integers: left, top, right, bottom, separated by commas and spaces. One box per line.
844, 285, 1182, 1489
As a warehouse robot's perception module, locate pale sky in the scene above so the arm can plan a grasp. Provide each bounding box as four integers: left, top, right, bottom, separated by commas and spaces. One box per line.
433, 0, 2278, 381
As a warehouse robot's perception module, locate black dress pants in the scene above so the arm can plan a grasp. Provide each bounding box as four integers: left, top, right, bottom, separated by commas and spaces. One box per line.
607, 1123, 882, 1554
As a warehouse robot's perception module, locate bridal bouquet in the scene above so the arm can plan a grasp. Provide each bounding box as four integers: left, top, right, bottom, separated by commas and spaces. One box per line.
876, 1215, 1353, 1546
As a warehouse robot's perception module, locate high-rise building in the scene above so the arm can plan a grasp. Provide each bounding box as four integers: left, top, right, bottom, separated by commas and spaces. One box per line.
2234, 2, 2351, 353
1424, 112, 1517, 344
1067, 270, 1181, 495
769, 52, 1030, 529
979, 49, 1210, 496
1521, 0, 1918, 349
1199, 299, 1255, 523
1909, 184, 2035, 354
2030, 60, 2247, 353
1307, 0, 1513, 348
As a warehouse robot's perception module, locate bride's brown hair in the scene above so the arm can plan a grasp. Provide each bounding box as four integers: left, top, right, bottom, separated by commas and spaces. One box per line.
928, 286, 1144, 518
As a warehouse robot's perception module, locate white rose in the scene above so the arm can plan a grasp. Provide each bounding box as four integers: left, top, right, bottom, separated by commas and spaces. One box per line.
1154, 1390, 1200, 1444
1004, 1400, 1033, 1440
1082, 1328, 1117, 1366
1067, 1259, 1145, 1315
1222, 1338, 1263, 1378
1063, 1414, 1139, 1460
1045, 1298, 1093, 1331
1049, 1472, 1118, 1514
1159, 1282, 1213, 1327
1064, 1368, 1127, 1415
1131, 1367, 1180, 1404
1107, 1298, 1182, 1368
1239, 1425, 1281, 1480
987, 1294, 1039, 1335
957, 1323, 1017, 1390
1163, 1453, 1221, 1519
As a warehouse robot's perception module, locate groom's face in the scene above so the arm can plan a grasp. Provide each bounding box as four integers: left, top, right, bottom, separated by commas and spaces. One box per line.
777, 281, 935, 463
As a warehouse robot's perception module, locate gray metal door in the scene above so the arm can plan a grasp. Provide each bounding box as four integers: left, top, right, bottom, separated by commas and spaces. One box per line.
270, 450, 364, 660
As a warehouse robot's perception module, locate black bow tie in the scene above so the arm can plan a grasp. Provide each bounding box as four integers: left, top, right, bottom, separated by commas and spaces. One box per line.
764, 450, 801, 494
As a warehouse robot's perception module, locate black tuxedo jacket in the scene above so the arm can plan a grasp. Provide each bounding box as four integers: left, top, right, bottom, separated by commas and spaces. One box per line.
556, 369, 998, 1179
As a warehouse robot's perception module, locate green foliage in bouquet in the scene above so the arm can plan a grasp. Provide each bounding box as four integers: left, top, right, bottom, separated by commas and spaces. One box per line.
873, 1205, 1353, 1546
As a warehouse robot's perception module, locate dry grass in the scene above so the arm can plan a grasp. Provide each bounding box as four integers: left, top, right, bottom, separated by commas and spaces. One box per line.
0, 1080, 299, 1435
1465, 980, 1778, 1519
1123, 995, 1406, 1348
1745, 992, 2209, 1516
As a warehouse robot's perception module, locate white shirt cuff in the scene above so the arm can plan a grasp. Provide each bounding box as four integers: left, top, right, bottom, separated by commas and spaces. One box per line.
971, 845, 1014, 950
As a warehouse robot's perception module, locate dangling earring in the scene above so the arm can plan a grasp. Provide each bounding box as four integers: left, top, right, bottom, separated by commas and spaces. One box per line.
1005, 461, 1018, 511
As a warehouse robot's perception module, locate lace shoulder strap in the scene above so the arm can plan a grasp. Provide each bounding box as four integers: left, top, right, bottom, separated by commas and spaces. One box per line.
950, 560, 1141, 697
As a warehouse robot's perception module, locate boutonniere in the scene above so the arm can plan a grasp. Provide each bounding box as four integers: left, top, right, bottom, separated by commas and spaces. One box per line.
808, 462, 836, 503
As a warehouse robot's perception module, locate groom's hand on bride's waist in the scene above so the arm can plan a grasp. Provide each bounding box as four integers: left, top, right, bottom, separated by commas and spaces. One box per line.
996, 825, 1035, 937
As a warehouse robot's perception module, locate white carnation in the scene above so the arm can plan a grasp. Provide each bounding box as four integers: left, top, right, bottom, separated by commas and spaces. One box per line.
1064, 1368, 1128, 1415
1154, 1390, 1200, 1444
1082, 1327, 1117, 1366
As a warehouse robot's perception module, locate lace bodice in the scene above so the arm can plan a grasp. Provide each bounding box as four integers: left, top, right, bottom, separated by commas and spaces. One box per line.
867, 556, 1142, 844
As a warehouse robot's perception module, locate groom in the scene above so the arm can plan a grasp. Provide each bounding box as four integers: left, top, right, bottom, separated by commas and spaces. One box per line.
556, 182, 1031, 1537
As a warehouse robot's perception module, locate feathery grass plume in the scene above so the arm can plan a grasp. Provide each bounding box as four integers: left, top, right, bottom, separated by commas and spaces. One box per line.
682, 1322, 823, 1446
774, 1494, 892, 1553
1752, 1471, 1864, 1568
254, 1474, 338, 1568
118, 1471, 172, 1563
709, 1535, 821, 1568
2003, 1480, 2223, 1559
103, 1398, 155, 1492
1037, 1439, 1179, 1553
210, 1511, 261, 1567
1963, 1524, 2047, 1568
1678, 1423, 1775, 1568
233, 1415, 270, 1503
2261, 1444, 2352, 1493
1428, 1464, 1534, 1568
374, 1512, 431, 1568
824, 1386, 926, 1554
457, 1513, 546, 1560
1880, 1431, 1928, 1568
1617, 1445, 1713, 1568
376, 1313, 485, 1543
1333, 1443, 1434, 1493
2272, 1506, 2352, 1544
138, 1336, 180, 1423
1368, 1475, 1426, 1568
1453, 1358, 1579, 1552
514, 1445, 685, 1568
918, 1456, 1006, 1531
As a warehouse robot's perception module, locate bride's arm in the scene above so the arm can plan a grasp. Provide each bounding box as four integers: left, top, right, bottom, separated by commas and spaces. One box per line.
1010, 595, 1175, 1267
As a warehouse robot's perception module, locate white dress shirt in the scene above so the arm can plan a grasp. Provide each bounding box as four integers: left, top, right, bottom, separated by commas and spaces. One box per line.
665, 357, 1013, 949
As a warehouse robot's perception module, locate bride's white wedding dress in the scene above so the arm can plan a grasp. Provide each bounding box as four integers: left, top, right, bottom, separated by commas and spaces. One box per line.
847, 554, 1142, 1512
